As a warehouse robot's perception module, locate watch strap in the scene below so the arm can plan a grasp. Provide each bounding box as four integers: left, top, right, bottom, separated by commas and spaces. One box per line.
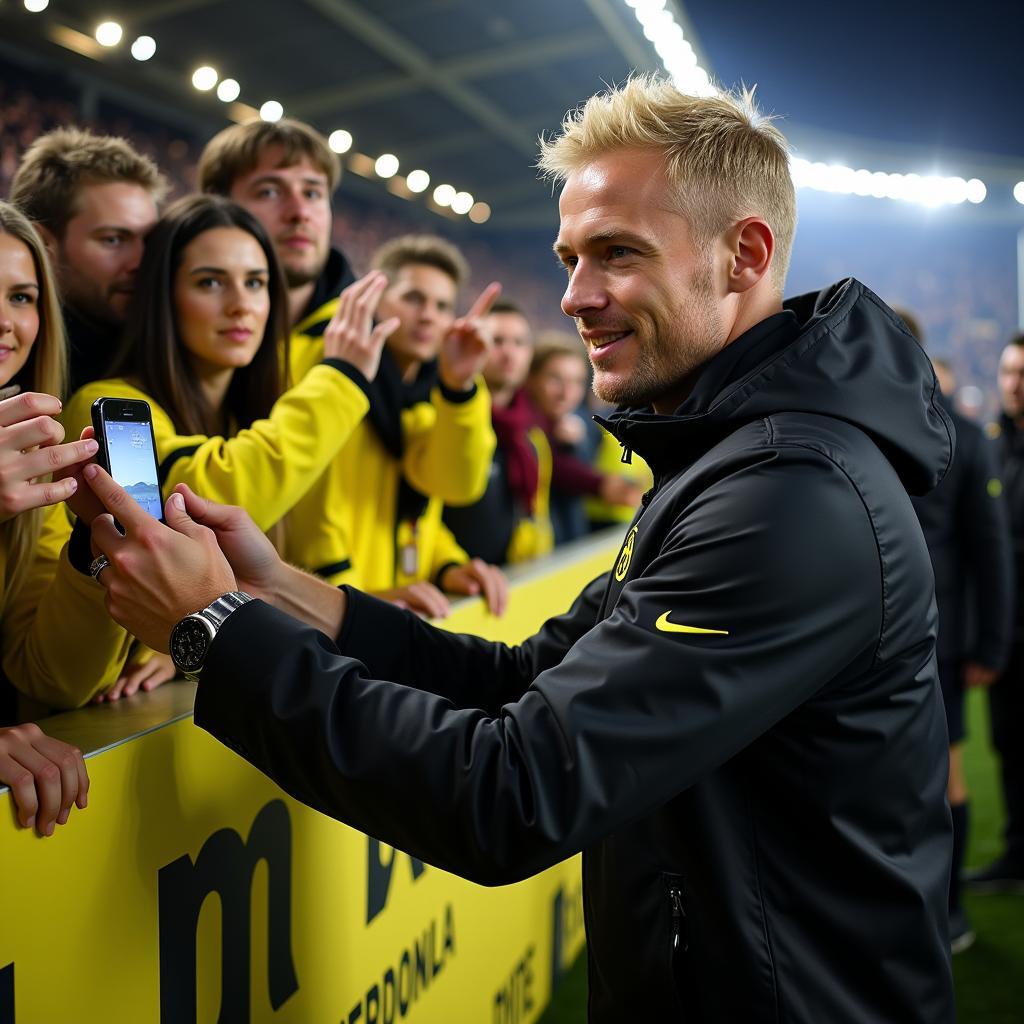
199, 591, 254, 629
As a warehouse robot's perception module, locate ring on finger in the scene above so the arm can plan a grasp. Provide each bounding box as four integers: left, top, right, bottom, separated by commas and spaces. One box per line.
89, 554, 111, 582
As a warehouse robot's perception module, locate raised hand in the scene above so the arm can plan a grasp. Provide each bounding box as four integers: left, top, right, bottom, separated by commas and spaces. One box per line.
322, 270, 401, 380
439, 281, 502, 392
0, 392, 97, 521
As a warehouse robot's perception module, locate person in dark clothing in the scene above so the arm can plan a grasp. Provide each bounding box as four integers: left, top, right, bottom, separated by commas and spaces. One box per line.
527, 335, 643, 544
895, 311, 1014, 949
967, 332, 1024, 891
444, 300, 557, 565
10, 128, 166, 394
82, 78, 956, 1023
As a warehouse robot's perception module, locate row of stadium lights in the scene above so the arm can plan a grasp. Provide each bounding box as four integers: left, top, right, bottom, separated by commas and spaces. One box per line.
623, 0, 1024, 209
20, 0, 492, 224
20, 0, 1024, 213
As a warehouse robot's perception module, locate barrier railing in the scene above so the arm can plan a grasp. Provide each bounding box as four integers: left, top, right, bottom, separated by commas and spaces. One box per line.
0, 530, 620, 1023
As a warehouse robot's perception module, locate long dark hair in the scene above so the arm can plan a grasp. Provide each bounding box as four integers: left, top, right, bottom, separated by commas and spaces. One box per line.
109, 194, 289, 436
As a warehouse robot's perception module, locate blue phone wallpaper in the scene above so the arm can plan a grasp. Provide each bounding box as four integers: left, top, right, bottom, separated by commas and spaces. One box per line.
104, 419, 162, 519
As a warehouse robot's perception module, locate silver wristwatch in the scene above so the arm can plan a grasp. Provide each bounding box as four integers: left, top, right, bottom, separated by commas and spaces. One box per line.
170, 592, 253, 679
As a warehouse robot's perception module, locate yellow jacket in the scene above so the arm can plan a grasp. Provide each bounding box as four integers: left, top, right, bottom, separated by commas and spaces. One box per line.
284, 381, 495, 588
62, 362, 370, 532
2, 504, 132, 712
282, 284, 496, 590
395, 498, 470, 588
583, 429, 653, 526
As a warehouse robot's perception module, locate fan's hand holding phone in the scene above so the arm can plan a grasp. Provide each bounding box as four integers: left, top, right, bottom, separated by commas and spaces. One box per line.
90, 398, 165, 524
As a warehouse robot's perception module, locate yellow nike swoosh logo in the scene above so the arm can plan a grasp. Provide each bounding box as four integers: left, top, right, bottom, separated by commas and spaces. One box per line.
655, 612, 729, 635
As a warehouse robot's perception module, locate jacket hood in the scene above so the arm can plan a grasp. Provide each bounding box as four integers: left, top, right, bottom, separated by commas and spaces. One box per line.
603, 279, 954, 496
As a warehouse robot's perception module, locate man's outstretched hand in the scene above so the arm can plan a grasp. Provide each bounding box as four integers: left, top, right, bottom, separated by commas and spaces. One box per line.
84, 464, 237, 652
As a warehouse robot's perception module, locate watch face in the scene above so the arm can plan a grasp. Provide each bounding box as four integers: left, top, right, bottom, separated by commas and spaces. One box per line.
171, 617, 212, 673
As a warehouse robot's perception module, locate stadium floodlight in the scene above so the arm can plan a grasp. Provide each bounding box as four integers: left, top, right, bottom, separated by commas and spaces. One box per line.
216, 78, 240, 103
469, 202, 491, 224
789, 157, 987, 207
622, 0, 716, 97
191, 66, 218, 91
130, 36, 156, 61
23, 0, 49, 12
1013, 182, 1024, 206
95, 21, 123, 47
433, 184, 456, 207
374, 153, 399, 179
260, 100, 284, 122
329, 130, 353, 154
451, 191, 474, 215
406, 169, 430, 193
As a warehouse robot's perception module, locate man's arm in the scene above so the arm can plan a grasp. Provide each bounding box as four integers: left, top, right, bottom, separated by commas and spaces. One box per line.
147, 481, 606, 712
193, 449, 885, 886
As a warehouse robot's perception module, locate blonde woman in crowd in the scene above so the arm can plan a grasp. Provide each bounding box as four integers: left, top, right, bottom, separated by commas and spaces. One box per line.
0, 201, 131, 833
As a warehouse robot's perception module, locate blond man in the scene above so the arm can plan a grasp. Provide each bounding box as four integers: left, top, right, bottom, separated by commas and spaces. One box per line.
11, 128, 166, 392
85, 77, 956, 1023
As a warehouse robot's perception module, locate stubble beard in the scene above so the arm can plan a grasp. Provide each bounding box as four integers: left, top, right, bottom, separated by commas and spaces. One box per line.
282, 247, 329, 290
592, 266, 722, 410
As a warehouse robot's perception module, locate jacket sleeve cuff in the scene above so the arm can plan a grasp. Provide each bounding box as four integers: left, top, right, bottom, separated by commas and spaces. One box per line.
337, 586, 414, 651
438, 379, 478, 405
321, 358, 371, 397
433, 561, 462, 589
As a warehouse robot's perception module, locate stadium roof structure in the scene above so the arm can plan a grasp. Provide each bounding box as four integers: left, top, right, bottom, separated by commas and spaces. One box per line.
2, 0, 1023, 230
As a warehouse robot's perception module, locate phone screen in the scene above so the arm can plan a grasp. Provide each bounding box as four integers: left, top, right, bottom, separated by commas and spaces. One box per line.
101, 416, 163, 520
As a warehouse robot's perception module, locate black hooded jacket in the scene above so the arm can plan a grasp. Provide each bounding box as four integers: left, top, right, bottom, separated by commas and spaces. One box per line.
196, 279, 956, 1022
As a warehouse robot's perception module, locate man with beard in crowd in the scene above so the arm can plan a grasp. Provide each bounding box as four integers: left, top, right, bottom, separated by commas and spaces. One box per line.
11, 128, 164, 393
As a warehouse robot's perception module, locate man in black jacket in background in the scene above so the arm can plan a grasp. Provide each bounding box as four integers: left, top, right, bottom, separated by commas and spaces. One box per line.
895, 311, 1014, 950
82, 78, 956, 1023
968, 332, 1024, 891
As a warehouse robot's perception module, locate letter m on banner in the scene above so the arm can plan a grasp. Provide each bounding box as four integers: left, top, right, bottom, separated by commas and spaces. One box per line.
158, 799, 298, 1022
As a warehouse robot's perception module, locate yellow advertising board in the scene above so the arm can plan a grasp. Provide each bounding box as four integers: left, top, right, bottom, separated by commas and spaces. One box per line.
0, 535, 618, 1023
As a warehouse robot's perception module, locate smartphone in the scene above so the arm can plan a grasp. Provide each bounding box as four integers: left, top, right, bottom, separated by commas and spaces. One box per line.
91, 398, 165, 523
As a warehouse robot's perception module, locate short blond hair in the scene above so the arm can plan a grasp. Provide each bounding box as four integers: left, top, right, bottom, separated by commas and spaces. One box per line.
10, 127, 166, 238
371, 234, 468, 289
538, 75, 796, 289
198, 118, 341, 196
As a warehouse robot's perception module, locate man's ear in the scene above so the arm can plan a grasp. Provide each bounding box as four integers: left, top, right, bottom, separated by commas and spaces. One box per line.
724, 217, 774, 294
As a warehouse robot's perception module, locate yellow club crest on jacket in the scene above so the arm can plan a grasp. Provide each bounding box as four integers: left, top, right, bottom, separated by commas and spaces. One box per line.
614, 525, 639, 582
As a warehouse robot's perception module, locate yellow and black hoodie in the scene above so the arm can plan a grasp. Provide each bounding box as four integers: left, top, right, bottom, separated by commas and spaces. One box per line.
283, 347, 495, 589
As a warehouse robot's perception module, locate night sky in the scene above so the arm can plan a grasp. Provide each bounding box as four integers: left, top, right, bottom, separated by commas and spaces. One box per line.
682, 0, 1024, 160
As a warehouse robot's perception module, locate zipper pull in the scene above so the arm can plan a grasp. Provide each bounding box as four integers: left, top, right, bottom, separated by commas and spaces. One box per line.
669, 886, 687, 953
620, 444, 633, 465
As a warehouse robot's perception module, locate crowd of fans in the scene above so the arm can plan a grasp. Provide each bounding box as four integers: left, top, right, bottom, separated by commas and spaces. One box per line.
0, 103, 651, 835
